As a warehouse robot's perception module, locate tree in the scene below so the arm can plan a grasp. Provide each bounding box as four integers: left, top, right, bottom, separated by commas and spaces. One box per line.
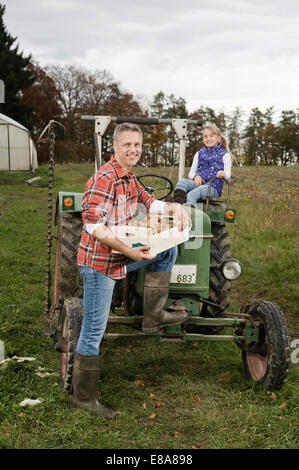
277, 110, 299, 166
22, 61, 63, 139
242, 107, 287, 166
148, 91, 189, 166
47, 64, 147, 163
242, 107, 267, 165
257, 123, 279, 166
227, 107, 243, 165
0, 3, 35, 129
46, 64, 89, 143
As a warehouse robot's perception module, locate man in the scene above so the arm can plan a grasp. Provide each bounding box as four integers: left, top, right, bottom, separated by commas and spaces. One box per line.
71, 122, 190, 418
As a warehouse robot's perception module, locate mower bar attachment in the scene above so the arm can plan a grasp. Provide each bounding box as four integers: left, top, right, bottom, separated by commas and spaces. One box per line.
82, 115, 202, 126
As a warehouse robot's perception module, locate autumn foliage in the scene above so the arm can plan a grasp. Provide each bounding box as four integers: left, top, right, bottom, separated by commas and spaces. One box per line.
24, 63, 299, 166
0, 2, 298, 167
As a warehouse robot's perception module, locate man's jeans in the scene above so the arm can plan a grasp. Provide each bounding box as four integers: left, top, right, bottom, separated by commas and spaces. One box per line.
76, 246, 177, 356
175, 178, 219, 206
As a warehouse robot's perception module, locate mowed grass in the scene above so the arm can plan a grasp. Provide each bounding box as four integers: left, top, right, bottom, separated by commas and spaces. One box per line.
0, 163, 298, 449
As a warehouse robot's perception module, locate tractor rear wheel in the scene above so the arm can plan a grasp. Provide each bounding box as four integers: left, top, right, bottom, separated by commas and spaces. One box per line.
242, 301, 289, 390
59, 297, 83, 392
200, 222, 231, 333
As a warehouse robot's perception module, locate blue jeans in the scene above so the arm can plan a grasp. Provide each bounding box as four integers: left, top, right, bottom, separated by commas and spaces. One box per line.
76, 246, 177, 356
175, 178, 219, 206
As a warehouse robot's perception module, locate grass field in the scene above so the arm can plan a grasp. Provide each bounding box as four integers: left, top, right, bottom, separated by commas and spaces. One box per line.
0, 163, 298, 449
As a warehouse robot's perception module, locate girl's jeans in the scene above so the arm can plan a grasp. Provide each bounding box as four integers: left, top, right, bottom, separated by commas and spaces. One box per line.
76, 246, 177, 356
175, 178, 219, 206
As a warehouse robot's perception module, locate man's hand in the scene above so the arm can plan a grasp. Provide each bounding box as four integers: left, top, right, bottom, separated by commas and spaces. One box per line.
123, 245, 156, 262
166, 203, 191, 231
216, 170, 225, 178
194, 174, 205, 187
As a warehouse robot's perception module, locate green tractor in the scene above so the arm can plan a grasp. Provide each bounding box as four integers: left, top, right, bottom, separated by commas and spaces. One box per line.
46, 116, 290, 393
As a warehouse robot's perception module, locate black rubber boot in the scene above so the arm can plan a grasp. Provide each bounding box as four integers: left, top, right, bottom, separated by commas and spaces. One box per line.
70, 353, 117, 419
142, 272, 188, 334
173, 189, 186, 204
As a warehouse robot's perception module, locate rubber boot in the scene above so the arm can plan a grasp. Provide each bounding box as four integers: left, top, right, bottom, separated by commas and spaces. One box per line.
142, 272, 188, 334
173, 189, 186, 204
70, 353, 117, 419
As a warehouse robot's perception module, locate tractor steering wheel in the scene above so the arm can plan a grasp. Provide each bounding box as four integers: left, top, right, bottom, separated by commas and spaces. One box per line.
136, 174, 174, 200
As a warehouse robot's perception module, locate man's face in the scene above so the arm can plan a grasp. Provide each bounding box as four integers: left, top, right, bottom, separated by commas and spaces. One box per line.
113, 131, 142, 172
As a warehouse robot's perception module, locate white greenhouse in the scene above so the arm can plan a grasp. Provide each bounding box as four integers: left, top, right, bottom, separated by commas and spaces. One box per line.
0, 113, 38, 171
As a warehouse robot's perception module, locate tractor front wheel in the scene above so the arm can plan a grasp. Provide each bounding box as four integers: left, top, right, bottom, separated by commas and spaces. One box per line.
242, 301, 289, 390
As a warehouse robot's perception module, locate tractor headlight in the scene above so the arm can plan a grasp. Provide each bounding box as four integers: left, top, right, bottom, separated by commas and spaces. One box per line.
221, 258, 242, 280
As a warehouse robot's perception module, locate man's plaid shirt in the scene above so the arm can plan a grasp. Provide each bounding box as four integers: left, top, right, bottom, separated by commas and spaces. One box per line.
77, 156, 155, 279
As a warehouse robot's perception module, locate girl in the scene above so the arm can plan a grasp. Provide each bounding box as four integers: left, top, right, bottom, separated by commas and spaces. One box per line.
174, 125, 232, 206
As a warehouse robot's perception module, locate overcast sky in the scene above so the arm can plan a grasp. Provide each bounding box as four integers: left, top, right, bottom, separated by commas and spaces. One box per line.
3, 0, 299, 119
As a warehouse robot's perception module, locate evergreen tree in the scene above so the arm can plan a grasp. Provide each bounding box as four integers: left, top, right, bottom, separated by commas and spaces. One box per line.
277, 110, 299, 165
0, 3, 35, 129
227, 107, 243, 165
242, 107, 265, 165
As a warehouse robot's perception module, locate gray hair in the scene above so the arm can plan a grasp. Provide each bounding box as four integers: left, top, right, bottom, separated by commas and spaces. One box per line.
113, 122, 143, 143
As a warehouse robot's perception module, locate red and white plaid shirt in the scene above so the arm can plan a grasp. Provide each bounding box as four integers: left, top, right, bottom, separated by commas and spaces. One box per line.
77, 156, 156, 279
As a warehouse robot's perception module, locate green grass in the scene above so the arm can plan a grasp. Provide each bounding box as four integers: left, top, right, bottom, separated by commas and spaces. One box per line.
0, 163, 298, 449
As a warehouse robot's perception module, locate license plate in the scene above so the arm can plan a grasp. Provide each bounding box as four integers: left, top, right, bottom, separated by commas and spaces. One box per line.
170, 265, 197, 284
